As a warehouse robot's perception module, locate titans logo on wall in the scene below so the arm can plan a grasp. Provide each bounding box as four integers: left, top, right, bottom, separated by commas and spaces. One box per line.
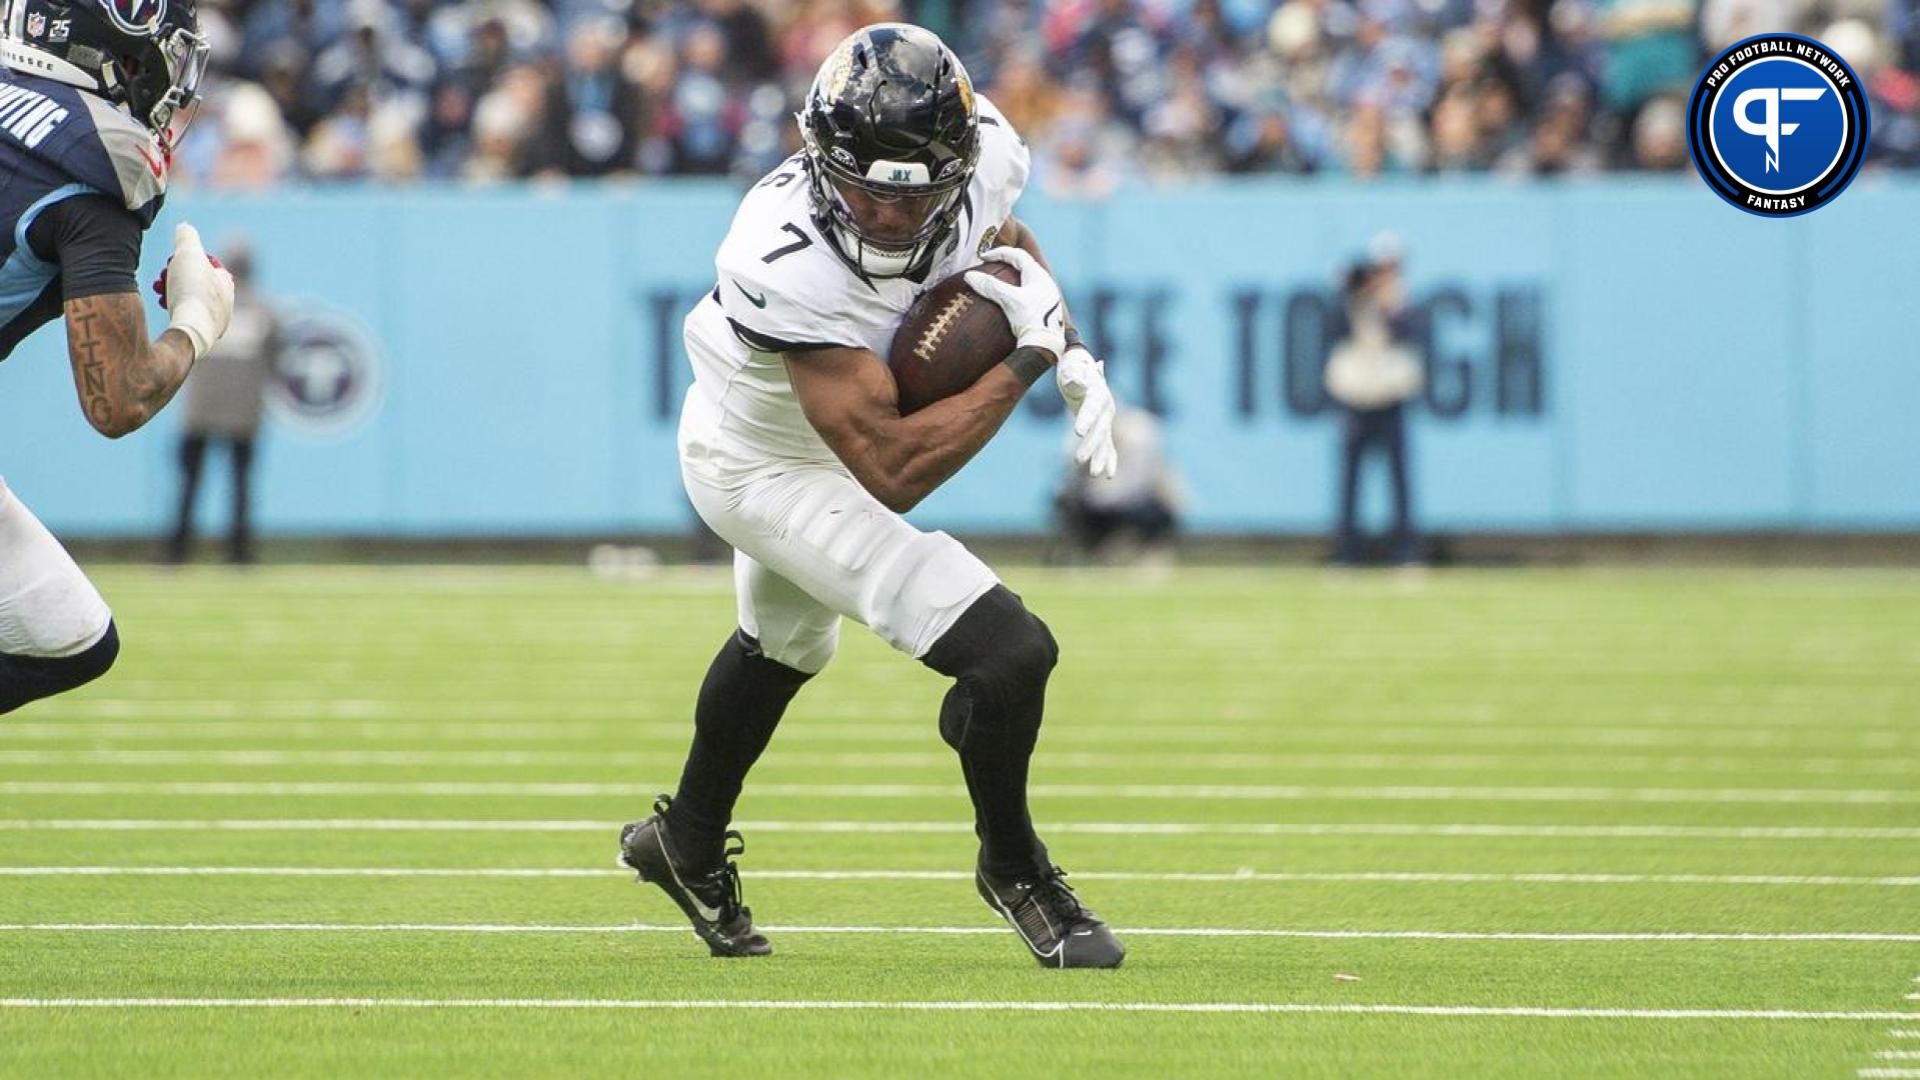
1688, 33, 1870, 217
268, 304, 382, 439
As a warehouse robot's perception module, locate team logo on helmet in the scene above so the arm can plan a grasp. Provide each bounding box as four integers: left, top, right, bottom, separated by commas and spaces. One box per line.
822, 39, 854, 99
98, 0, 168, 37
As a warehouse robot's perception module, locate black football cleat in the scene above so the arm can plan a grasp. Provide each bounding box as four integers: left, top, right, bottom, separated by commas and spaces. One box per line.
618, 795, 771, 958
976, 861, 1125, 969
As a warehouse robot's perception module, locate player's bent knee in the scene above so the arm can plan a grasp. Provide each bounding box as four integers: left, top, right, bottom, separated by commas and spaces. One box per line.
70, 619, 119, 683
923, 586, 1057, 701
0, 619, 119, 715
1004, 610, 1058, 684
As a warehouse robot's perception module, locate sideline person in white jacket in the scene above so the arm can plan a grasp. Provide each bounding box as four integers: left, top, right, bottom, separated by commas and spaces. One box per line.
1325, 235, 1423, 565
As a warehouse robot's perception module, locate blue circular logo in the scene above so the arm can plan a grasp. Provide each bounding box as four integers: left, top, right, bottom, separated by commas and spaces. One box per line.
1687, 34, 1869, 217
267, 303, 383, 439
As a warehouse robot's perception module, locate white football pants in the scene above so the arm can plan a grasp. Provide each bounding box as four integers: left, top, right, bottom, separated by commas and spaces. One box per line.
679, 401, 998, 675
0, 477, 113, 658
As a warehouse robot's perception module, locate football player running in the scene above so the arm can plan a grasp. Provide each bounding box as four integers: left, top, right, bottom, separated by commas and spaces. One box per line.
0, 0, 233, 715
620, 24, 1124, 968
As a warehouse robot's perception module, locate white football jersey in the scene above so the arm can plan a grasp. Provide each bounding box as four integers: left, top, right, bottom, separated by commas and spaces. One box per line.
680, 95, 1031, 475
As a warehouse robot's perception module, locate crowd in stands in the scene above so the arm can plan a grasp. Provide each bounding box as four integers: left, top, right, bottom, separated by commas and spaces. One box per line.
175, 0, 1920, 191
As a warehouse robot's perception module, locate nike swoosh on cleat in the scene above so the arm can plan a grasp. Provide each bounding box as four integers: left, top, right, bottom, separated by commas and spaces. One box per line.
655, 831, 722, 923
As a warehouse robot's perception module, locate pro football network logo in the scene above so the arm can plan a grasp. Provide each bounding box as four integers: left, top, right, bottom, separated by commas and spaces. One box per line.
1687, 33, 1869, 217
268, 303, 383, 439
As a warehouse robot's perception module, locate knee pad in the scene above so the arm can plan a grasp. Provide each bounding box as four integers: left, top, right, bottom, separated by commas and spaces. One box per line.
923, 586, 1058, 740
0, 619, 118, 715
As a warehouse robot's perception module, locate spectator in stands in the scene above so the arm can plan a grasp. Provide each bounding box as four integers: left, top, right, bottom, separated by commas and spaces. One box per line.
663, 22, 739, 174
1225, 98, 1317, 174
1598, 0, 1701, 159
206, 82, 298, 188
527, 16, 647, 176
163, 0, 1917, 190
1631, 94, 1689, 169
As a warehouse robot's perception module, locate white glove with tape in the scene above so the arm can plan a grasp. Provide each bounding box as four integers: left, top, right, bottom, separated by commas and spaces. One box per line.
159, 223, 234, 361
1057, 344, 1118, 480
964, 246, 1066, 361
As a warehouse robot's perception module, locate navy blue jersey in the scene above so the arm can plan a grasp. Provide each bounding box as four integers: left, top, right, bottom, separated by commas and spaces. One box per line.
0, 70, 166, 359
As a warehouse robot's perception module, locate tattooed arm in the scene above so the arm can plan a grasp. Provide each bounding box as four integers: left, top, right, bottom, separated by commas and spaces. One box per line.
37, 200, 233, 439
65, 293, 199, 438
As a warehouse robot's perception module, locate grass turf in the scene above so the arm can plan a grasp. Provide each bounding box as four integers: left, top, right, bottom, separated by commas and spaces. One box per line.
1, 565, 1916, 1077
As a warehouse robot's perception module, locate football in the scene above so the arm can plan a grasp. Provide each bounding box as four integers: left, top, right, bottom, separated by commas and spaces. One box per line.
887, 260, 1021, 414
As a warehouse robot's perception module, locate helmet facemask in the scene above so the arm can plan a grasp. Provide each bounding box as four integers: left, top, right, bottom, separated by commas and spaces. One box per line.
125, 24, 209, 139
803, 135, 970, 279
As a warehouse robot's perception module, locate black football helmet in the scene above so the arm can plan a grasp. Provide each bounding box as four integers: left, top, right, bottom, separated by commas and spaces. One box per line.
799, 24, 979, 280
0, 0, 208, 139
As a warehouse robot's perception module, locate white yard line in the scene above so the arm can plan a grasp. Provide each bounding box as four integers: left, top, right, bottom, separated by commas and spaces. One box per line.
1875, 1052, 1920, 1060
2, 748, 1907, 776
1, 866, 1915, 887
1859, 1070, 1920, 1078
21, 695, 1911, 728
0, 998, 1915, 1021
1, 722, 1909, 752
1, 924, 1915, 942
5, 780, 1917, 805
4, 819, 1919, 840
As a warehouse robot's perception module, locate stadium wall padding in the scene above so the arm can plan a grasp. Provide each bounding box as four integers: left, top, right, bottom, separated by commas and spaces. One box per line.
2, 177, 1915, 535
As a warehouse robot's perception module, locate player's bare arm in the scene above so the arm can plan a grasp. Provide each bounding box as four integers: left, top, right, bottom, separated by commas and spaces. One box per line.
786, 344, 1041, 513
64, 292, 196, 438
66, 222, 235, 439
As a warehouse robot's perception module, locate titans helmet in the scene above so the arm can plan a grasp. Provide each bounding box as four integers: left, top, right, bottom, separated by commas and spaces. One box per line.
0, 0, 208, 138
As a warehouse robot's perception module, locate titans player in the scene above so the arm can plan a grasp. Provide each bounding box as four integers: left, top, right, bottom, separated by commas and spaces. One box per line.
620, 24, 1125, 968
0, 0, 233, 714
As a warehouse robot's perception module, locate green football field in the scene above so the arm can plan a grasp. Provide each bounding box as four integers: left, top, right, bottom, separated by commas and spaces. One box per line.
1, 565, 1917, 1077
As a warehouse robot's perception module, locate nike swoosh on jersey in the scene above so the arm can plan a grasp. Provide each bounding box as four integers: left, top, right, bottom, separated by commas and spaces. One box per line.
734, 281, 768, 308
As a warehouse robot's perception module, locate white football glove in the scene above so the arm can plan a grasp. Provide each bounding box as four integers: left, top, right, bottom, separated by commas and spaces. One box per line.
1057, 344, 1118, 480
963, 246, 1067, 361
161, 223, 234, 361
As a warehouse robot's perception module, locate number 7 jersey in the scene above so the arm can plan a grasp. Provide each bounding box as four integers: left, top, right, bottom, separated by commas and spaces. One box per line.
679, 94, 1030, 476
